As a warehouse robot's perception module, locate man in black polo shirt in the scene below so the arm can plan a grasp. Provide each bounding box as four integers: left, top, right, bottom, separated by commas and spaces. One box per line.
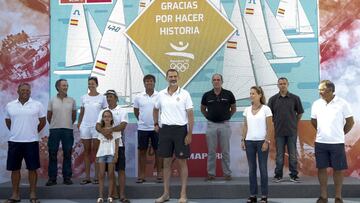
201, 73, 236, 181
268, 77, 304, 183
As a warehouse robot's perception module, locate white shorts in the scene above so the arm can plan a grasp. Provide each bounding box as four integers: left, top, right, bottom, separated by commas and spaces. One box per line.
79, 126, 98, 139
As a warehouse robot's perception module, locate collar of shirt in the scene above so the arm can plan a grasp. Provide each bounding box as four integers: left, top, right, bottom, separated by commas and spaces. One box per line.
165, 86, 181, 96
16, 97, 33, 105
142, 90, 158, 97
277, 92, 290, 98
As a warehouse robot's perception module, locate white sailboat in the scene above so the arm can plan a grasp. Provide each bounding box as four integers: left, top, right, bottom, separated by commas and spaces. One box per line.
223, 0, 278, 103
244, 0, 303, 64
276, 0, 315, 39
65, 4, 93, 67
91, 0, 144, 103
56, 5, 102, 75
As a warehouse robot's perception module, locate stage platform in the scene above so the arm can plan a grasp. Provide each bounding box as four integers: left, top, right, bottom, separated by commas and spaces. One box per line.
1, 177, 360, 199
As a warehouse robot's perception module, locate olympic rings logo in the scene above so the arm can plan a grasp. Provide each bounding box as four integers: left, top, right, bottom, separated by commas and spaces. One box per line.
169, 62, 189, 72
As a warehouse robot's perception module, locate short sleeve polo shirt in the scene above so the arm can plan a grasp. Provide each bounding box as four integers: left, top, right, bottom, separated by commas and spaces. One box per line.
154, 87, 193, 126
311, 96, 352, 144
201, 88, 236, 122
5, 98, 46, 142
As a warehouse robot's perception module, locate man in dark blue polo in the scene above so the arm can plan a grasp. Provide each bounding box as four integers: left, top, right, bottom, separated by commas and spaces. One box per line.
268, 77, 304, 183
201, 73, 236, 181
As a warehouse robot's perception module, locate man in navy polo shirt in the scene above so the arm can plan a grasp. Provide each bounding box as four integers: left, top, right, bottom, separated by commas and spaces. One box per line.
201, 73, 236, 181
4, 83, 46, 203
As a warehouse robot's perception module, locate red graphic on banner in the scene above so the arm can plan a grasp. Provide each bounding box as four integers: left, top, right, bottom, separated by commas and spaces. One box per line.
59, 0, 111, 4
87, 0, 112, 3
60, 0, 86, 4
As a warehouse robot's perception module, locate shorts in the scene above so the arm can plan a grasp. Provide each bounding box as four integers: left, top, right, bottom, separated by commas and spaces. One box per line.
315, 142, 348, 170
7, 141, 40, 171
97, 155, 115, 163
115, 147, 126, 171
158, 125, 190, 159
138, 130, 159, 150
79, 125, 98, 139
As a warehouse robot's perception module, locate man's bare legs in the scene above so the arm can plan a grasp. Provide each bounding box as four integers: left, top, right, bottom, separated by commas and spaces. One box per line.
334, 170, 344, 199
318, 168, 328, 199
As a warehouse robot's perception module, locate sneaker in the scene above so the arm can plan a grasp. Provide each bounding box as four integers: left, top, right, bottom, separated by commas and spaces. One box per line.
63, 178, 73, 185
272, 175, 283, 183
45, 179, 57, 186
289, 175, 301, 183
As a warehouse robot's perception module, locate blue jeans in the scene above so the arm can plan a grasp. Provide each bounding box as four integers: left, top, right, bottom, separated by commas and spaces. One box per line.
245, 140, 268, 196
274, 135, 298, 177
48, 128, 74, 180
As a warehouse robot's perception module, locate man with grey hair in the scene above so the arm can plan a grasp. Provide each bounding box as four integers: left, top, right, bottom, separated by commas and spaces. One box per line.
201, 73, 236, 181
311, 80, 354, 203
46, 79, 76, 186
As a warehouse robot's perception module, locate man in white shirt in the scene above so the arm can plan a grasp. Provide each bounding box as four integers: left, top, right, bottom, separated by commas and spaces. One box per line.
133, 74, 162, 183
96, 90, 129, 203
311, 80, 354, 203
153, 69, 194, 203
4, 83, 46, 203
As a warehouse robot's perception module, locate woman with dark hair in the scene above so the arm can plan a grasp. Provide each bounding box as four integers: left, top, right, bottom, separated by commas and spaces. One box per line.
78, 77, 107, 185
241, 86, 273, 203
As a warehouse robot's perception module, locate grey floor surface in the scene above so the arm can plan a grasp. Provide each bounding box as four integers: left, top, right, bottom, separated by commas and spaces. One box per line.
1, 199, 360, 203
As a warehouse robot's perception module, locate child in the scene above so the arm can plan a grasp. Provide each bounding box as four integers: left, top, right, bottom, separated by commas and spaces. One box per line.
96, 110, 119, 203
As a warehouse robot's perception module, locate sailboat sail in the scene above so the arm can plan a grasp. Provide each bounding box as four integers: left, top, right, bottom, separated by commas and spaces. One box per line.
223, 0, 277, 101
91, 0, 144, 100
87, 10, 102, 58
245, 21, 278, 100
244, 0, 303, 64
127, 42, 144, 102
276, 0, 315, 39
244, 0, 271, 53
65, 4, 93, 67
223, 0, 255, 100
264, 1, 296, 58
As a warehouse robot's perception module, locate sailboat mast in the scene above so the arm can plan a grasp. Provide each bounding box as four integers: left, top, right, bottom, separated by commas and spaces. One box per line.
125, 39, 132, 104
295, 0, 300, 32
260, 0, 275, 59
84, 7, 95, 62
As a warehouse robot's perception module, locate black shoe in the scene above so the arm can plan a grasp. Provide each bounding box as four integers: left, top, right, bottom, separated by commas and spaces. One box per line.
45, 179, 57, 186
63, 178, 73, 185
289, 175, 301, 183
272, 175, 283, 183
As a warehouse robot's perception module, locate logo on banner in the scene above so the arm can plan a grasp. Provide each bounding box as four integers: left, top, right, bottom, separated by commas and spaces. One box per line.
126, 0, 236, 87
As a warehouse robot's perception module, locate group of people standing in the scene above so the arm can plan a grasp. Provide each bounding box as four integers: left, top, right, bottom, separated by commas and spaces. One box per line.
3, 69, 354, 203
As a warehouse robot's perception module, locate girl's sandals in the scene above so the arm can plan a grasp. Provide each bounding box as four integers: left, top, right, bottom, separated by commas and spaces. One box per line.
247, 196, 257, 203
96, 198, 104, 203
80, 179, 92, 185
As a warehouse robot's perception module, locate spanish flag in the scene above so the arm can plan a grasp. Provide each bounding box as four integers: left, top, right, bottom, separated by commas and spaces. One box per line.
227, 41, 237, 49
70, 19, 79, 26
139, 2, 146, 8
277, 8, 285, 15
95, 60, 107, 71
245, 8, 254, 15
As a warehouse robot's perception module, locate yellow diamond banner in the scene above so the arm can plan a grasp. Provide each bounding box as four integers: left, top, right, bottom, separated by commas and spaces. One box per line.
125, 0, 236, 87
